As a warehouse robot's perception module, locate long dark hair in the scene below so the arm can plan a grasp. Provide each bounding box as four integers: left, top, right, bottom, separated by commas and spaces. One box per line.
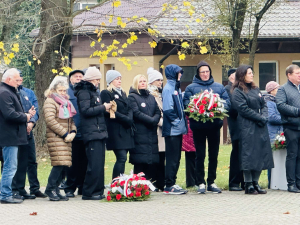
232, 65, 256, 93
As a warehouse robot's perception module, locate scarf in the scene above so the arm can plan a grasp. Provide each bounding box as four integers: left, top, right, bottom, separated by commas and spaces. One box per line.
114, 87, 123, 96
50, 93, 77, 119
148, 84, 162, 98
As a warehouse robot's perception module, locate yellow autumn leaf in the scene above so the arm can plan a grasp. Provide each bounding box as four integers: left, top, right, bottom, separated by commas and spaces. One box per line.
120, 22, 126, 28
196, 18, 201, 23
198, 42, 202, 46
27, 61, 32, 66
101, 22, 106, 26
181, 42, 189, 48
3, 56, 11, 65
188, 29, 193, 34
183, 1, 191, 6
15, 35, 19, 39
130, 35, 138, 41
8, 53, 14, 59
109, 16, 113, 23
200, 46, 208, 54
133, 61, 138, 65
122, 43, 128, 48
160, 65, 165, 69
54, 50, 59, 54
118, 49, 124, 54
148, 41, 157, 48
188, 10, 195, 16
142, 18, 148, 22
86, 6, 90, 10
179, 53, 186, 60
173, 18, 177, 21
127, 39, 133, 44
112, 0, 121, 7
212, 31, 216, 35
59, 72, 64, 75
126, 64, 132, 71
90, 41, 95, 47
52, 69, 58, 74
94, 29, 98, 34
101, 43, 105, 48
65, 56, 69, 60
98, 38, 102, 42
112, 52, 118, 57
99, 58, 104, 64
112, 40, 120, 45
170, 39, 174, 44
0, 42, 4, 50
173, 6, 178, 10
117, 16, 122, 21
201, 14, 205, 18
37, 59, 41, 65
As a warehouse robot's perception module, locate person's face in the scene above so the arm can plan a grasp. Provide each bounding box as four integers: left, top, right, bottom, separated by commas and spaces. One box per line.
7, 73, 21, 88
288, 68, 300, 86
17, 77, 23, 87
70, 72, 83, 85
270, 88, 278, 96
56, 85, 67, 96
138, 77, 147, 89
199, 66, 210, 81
229, 73, 236, 83
177, 73, 182, 81
244, 68, 254, 83
151, 79, 163, 88
111, 76, 122, 88
90, 79, 101, 87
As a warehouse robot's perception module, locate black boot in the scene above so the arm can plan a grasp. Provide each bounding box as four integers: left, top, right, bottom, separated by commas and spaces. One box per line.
56, 188, 69, 201
245, 182, 258, 195
45, 190, 60, 201
253, 181, 267, 194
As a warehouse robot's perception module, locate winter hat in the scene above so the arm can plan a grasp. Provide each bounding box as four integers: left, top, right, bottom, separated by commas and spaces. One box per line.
265, 81, 280, 93
83, 66, 102, 81
69, 70, 84, 78
227, 68, 237, 77
147, 67, 163, 84
106, 70, 122, 86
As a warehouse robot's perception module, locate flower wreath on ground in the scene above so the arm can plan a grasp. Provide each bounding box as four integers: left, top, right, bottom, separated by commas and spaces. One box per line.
106, 171, 156, 202
272, 132, 286, 151
184, 89, 228, 123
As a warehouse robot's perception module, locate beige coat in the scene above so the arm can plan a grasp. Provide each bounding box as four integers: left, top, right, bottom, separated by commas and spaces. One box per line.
43, 97, 76, 167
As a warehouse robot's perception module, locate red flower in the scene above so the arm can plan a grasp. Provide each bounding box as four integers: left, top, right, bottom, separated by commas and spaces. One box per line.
209, 112, 214, 117
136, 187, 143, 192
199, 109, 205, 114
111, 183, 115, 188
107, 191, 110, 195
144, 185, 148, 190
281, 132, 284, 136
120, 181, 125, 186
213, 103, 218, 108
107, 196, 111, 201
141, 177, 146, 180
188, 105, 192, 108
145, 191, 150, 195
193, 98, 198, 103
201, 100, 207, 105
135, 192, 141, 197
190, 109, 194, 113
281, 141, 285, 145
116, 194, 122, 201
129, 193, 134, 197
134, 176, 139, 181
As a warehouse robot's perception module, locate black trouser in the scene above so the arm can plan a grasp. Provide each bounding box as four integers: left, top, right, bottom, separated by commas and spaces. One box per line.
243, 170, 261, 182
64, 139, 88, 194
133, 163, 157, 181
0, 147, 3, 173
83, 140, 105, 197
153, 152, 165, 190
165, 135, 182, 188
12, 137, 40, 195
185, 151, 197, 188
45, 166, 66, 192
229, 139, 244, 188
193, 129, 220, 186
112, 149, 128, 179
284, 128, 300, 186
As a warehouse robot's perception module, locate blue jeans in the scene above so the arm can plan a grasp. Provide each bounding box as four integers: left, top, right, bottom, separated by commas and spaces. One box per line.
0, 146, 18, 200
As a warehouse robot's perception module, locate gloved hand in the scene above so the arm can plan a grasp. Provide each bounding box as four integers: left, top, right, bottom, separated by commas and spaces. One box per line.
257, 117, 268, 127
64, 133, 76, 142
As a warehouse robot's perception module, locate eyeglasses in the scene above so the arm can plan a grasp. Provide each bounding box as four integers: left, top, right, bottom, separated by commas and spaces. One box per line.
199, 71, 210, 74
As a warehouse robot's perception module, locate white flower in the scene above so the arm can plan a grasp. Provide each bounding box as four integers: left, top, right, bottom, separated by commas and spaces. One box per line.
132, 181, 137, 186
112, 187, 118, 193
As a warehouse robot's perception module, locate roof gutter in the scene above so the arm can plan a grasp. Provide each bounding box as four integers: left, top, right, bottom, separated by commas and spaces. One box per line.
159, 44, 180, 74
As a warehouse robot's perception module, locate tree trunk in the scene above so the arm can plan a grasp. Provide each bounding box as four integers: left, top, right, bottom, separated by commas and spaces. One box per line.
33, 0, 73, 154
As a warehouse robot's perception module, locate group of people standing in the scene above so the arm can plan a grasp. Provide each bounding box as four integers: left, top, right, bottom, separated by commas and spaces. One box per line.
1, 62, 299, 204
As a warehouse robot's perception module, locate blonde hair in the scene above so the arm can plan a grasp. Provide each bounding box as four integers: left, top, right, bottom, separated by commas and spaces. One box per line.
132, 74, 147, 94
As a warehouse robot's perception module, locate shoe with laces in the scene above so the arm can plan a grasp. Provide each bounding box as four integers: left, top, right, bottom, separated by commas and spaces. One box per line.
164, 185, 185, 195
197, 183, 206, 194
173, 184, 188, 194
207, 183, 222, 193
45, 190, 60, 201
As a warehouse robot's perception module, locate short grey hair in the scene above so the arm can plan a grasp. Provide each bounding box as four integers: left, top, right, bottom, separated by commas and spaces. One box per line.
2, 68, 19, 82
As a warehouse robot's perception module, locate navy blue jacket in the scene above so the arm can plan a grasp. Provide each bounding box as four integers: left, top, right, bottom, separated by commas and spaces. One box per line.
183, 61, 230, 130
68, 83, 82, 140
162, 64, 187, 137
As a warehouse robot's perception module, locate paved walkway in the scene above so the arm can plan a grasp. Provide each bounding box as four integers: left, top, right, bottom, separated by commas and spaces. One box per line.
1, 188, 300, 225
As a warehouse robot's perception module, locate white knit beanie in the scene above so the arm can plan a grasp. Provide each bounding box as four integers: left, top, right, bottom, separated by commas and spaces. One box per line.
83, 66, 102, 81
147, 67, 163, 84
106, 70, 122, 86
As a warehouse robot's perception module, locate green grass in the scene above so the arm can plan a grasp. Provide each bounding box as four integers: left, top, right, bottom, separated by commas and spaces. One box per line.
3, 145, 268, 190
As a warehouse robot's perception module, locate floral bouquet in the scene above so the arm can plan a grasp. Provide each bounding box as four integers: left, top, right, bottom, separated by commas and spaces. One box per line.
184, 89, 228, 123
272, 132, 286, 151
106, 171, 156, 202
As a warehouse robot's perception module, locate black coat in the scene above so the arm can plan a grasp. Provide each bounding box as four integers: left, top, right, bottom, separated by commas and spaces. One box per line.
232, 86, 274, 171
128, 88, 161, 164
225, 82, 239, 141
75, 81, 108, 144
0, 82, 28, 147
100, 89, 135, 150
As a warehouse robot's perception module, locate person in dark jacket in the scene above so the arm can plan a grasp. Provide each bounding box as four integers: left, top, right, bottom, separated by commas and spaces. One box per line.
264, 81, 283, 189
225, 68, 244, 191
162, 64, 188, 194
0, 68, 36, 204
64, 70, 88, 198
183, 61, 230, 194
276, 64, 300, 193
232, 65, 274, 195
11, 74, 46, 200
128, 74, 161, 181
75, 67, 112, 200
101, 70, 134, 179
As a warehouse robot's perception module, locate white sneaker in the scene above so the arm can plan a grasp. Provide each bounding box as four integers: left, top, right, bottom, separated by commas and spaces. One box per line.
197, 183, 206, 194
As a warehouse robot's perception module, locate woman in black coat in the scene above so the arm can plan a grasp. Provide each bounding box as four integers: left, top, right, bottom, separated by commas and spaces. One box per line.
100, 70, 134, 179
128, 74, 161, 181
232, 65, 274, 195
74, 67, 112, 200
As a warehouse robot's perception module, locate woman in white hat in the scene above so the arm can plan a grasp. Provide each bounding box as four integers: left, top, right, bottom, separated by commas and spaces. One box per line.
100, 70, 135, 179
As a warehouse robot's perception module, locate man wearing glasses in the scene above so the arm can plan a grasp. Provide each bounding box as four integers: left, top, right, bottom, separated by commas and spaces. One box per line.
183, 61, 230, 194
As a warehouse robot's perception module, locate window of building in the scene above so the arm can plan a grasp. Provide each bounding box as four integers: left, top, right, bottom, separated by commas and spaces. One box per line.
259, 61, 278, 90
180, 66, 197, 91
292, 61, 300, 67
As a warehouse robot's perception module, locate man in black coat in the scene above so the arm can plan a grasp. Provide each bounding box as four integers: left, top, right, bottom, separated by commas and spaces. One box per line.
0, 68, 35, 204
225, 68, 244, 191
276, 64, 300, 193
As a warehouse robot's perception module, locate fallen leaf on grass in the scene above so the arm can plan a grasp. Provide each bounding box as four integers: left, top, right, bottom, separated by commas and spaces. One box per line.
283, 212, 290, 214
30, 212, 37, 216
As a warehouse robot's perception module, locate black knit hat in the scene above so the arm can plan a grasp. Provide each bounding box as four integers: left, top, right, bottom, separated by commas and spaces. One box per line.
69, 70, 84, 78
227, 68, 237, 77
